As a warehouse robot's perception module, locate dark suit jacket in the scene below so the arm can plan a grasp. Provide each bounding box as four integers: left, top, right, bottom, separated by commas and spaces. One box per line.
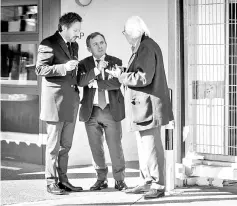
36, 31, 79, 122
119, 35, 174, 131
77, 55, 125, 122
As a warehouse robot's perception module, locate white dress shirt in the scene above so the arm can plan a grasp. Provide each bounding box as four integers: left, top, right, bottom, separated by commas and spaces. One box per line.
93, 55, 110, 105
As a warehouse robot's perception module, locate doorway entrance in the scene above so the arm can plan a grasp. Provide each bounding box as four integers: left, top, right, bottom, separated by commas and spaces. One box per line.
184, 0, 237, 165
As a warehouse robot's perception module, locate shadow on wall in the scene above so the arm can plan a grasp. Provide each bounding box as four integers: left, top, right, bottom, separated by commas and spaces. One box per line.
1, 141, 45, 165
1, 94, 39, 134
1, 94, 43, 164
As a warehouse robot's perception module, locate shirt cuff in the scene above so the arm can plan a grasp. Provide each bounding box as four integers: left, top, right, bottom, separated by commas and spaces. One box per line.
93, 80, 98, 88
63, 64, 68, 76
94, 67, 100, 76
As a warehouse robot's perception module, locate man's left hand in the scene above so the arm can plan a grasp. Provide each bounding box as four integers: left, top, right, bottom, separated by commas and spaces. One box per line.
105, 64, 122, 78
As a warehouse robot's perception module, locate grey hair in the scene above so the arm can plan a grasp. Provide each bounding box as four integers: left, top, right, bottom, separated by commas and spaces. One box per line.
125, 16, 151, 38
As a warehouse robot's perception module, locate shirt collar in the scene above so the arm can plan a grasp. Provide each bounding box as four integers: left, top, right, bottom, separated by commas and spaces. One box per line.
93, 55, 105, 62
59, 32, 68, 44
131, 35, 142, 53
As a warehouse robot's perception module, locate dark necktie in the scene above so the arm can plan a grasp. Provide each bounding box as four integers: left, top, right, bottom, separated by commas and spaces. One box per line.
67, 42, 73, 57
96, 59, 107, 110
67, 42, 77, 78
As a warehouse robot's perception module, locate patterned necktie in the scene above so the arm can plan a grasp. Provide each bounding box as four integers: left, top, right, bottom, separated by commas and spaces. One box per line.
66, 42, 73, 57
96, 59, 107, 110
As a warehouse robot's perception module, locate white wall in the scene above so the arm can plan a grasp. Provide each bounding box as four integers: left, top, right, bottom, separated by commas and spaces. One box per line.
61, 0, 169, 166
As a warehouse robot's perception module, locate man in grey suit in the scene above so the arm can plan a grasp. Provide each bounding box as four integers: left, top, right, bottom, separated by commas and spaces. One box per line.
36, 12, 83, 195
77, 32, 128, 191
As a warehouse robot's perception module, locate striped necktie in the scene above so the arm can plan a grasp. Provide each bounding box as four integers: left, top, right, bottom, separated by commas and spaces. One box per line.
96, 60, 107, 110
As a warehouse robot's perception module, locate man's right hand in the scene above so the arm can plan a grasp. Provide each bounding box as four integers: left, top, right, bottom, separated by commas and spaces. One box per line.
88, 79, 98, 88
65, 60, 79, 71
97, 60, 108, 71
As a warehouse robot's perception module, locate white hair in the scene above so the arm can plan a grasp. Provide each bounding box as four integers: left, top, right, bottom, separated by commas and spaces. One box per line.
125, 16, 151, 38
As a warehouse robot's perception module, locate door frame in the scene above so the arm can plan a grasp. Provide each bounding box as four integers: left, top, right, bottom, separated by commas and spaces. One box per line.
168, 0, 185, 165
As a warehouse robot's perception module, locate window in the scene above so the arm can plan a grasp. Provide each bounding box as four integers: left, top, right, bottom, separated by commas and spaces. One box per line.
1, 43, 37, 81
1, 5, 38, 32
0, 0, 40, 150
1, 0, 39, 86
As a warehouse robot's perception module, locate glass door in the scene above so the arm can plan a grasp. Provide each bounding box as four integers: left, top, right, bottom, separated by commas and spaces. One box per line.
184, 0, 237, 160
1, 0, 41, 163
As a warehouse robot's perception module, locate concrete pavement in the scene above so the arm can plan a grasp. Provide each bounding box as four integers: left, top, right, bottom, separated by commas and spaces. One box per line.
1, 159, 237, 206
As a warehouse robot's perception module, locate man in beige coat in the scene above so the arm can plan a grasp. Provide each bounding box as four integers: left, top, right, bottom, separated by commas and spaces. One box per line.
106, 16, 174, 199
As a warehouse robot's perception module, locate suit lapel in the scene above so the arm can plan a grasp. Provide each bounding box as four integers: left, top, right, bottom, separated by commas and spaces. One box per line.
104, 54, 112, 80
54, 32, 71, 59
86, 56, 96, 97
104, 54, 109, 61
87, 56, 96, 71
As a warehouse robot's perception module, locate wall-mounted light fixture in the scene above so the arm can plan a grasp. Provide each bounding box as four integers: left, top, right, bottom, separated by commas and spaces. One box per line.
75, 0, 92, 7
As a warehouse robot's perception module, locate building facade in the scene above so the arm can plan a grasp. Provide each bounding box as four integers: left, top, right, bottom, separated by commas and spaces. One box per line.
1, 0, 236, 186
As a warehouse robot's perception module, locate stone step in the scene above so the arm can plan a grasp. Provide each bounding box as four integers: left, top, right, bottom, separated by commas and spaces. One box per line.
190, 164, 237, 180
183, 158, 237, 168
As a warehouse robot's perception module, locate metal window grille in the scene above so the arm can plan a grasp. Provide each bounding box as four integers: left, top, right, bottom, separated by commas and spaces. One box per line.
185, 0, 237, 156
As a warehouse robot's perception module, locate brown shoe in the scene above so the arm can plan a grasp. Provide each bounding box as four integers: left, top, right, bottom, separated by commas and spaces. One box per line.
115, 180, 128, 191
47, 183, 65, 195
90, 180, 108, 191
125, 184, 150, 194
143, 189, 165, 199
58, 182, 83, 192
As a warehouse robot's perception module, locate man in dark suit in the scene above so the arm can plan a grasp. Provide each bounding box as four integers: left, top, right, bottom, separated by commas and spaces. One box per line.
77, 32, 128, 191
36, 12, 83, 195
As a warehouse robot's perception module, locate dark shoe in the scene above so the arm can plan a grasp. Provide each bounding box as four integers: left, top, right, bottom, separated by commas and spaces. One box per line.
47, 183, 65, 195
144, 189, 165, 199
90, 180, 108, 191
58, 181, 83, 192
115, 180, 128, 191
125, 184, 150, 194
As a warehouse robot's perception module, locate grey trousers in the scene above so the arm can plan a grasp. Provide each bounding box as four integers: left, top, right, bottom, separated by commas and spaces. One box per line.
136, 126, 165, 189
85, 105, 125, 181
45, 100, 79, 185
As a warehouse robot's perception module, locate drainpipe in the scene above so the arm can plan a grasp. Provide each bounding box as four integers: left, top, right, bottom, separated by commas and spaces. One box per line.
165, 89, 175, 191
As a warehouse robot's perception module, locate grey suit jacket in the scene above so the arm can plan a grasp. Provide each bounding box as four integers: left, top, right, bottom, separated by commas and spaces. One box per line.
119, 35, 174, 131
35, 31, 79, 122
77, 55, 125, 122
